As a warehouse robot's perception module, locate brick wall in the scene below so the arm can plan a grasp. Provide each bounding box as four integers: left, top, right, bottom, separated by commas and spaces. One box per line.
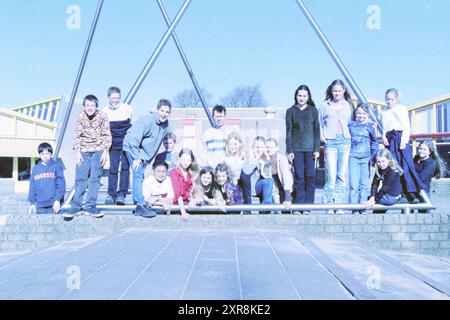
0, 214, 448, 257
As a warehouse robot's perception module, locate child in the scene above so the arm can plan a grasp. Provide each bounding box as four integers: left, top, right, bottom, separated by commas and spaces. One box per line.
239, 136, 264, 205
319, 80, 354, 215
214, 163, 243, 207
65, 95, 111, 218
364, 149, 404, 212
102, 87, 133, 206
249, 136, 273, 204
202, 105, 232, 167
189, 166, 225, 208
225, 131, 245, 185
155, 132, 178, 171
286, 85, 320, 212
414, 140, 446, 212
169, 148, 199, 220
382, 88, 425, 202
265, 138, 293, 210
348, 103, 379, 213
142, 160, 174, 215
123, 99, 171, 217
28, 143, 66, 215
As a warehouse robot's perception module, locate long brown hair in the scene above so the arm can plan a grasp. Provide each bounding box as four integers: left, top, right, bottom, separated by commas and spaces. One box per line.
415, 140, 446, 179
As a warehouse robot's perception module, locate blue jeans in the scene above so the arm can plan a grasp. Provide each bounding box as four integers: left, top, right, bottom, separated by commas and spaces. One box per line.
323, 135, 351, 204
293, 151, 316, 204
125, 152, 147, 206
239, 169, 253, 204
108, 149, 130, 198
349, 156, 370, 204
37, 206, 54, 214
255, 178, 274, 204
72, 151, 104, 208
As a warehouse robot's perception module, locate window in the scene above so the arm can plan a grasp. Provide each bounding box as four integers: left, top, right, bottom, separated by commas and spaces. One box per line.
18, 158, 31, 181
0, 157, 13, 178
50, 103, 57, 122
43, 103, 49, 120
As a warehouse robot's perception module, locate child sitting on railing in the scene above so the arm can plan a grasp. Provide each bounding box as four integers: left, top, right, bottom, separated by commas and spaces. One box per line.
364, 149, 404, 213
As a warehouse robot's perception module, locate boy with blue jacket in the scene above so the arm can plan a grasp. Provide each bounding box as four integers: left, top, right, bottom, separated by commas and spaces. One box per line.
123, 99, 171, 218
28, 143, 66, 214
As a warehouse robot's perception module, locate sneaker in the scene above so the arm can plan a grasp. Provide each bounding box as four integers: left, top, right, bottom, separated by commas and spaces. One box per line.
115, 195, 125, 206
62, 206, 82, 219
359, 210, 368, 215
336, 210, 345, 215
135, 205, 157, 218
105, 195, 115, 205
327, 210, 335, 215
292, 211, 302, 215
302, 210, 310, 215
84, 206, 104, 218
352, 210, 361, 215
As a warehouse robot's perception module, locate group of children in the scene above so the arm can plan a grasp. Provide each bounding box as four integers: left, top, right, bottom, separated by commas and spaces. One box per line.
27, 82, 446, 218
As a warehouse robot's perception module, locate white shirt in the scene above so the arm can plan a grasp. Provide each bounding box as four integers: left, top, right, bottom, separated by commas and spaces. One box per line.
101, 103, 134, 123
202, 125, 233, 168
142, 176, 174, 200
382, 104, 410, 146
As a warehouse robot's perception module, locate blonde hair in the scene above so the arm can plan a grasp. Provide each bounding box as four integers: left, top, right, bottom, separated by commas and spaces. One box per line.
225, 131, 244, 157
375, 149, 403, 177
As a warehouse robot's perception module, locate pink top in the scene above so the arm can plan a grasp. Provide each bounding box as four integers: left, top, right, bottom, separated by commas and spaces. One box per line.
169, 167, 193, 203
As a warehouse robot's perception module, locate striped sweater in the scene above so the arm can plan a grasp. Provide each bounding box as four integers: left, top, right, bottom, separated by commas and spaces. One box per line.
73, 111, 112, 152
102, 103, 133, 150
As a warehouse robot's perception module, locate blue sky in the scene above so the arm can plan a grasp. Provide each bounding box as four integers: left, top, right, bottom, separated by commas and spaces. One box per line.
1, 0, 450, 117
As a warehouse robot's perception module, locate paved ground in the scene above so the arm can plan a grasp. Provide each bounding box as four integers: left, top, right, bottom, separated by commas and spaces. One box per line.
1, 229, 450, 300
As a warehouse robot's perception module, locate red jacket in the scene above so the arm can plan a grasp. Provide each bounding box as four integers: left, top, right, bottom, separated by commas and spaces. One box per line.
169, 167, 193, 203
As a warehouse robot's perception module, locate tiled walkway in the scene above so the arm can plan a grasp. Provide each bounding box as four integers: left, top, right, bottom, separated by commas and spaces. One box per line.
1, 229, 449, 300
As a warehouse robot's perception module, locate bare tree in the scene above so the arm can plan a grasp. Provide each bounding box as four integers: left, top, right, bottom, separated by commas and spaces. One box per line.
221, 84, 267, 108
173, 88, 212, 108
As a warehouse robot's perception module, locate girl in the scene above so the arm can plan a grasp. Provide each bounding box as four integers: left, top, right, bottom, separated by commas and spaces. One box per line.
414, 140, 446, 212
225, 131, 245, 185
214, 163, 243, 207
364, 149, 404, 212
189, 166, 225, 208
319, 80, 354, 215
382, 88, 425, 202
348, 103, 379, 213
241, 136, 274, 206
286, 85, 320, 211
266, 138, 293, 210
169, 148, 199, 220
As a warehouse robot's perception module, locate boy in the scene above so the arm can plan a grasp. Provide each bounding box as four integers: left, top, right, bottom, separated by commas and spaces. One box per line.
123, 98, 171, 217
142, 160, 174, 215
102, 87, 133, 205
28, 143, 66, 214
155, 132, 178, 171
202, 105, 231, 168
64, 94, 112, 218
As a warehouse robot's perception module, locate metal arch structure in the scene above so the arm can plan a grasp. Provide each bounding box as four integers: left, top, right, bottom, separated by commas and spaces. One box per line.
56, 0, 417, 211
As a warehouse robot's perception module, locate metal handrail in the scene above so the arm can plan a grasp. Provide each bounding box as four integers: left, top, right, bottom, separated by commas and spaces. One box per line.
61, 191, 434, 215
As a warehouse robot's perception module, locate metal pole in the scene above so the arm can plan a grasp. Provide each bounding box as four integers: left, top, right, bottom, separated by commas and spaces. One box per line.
295, 0, 383, 133
61, 202, 435, 213
156, 0, 216, 128
124, 0, 192, 105
54, 0, 105, 158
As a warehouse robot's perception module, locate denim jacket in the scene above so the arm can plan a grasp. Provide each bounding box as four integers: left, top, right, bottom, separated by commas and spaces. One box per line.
348, 120, 378, 162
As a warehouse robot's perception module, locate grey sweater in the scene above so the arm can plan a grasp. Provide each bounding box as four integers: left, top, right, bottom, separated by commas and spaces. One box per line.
286, 104, 321, 154
123, 112, 169, 162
